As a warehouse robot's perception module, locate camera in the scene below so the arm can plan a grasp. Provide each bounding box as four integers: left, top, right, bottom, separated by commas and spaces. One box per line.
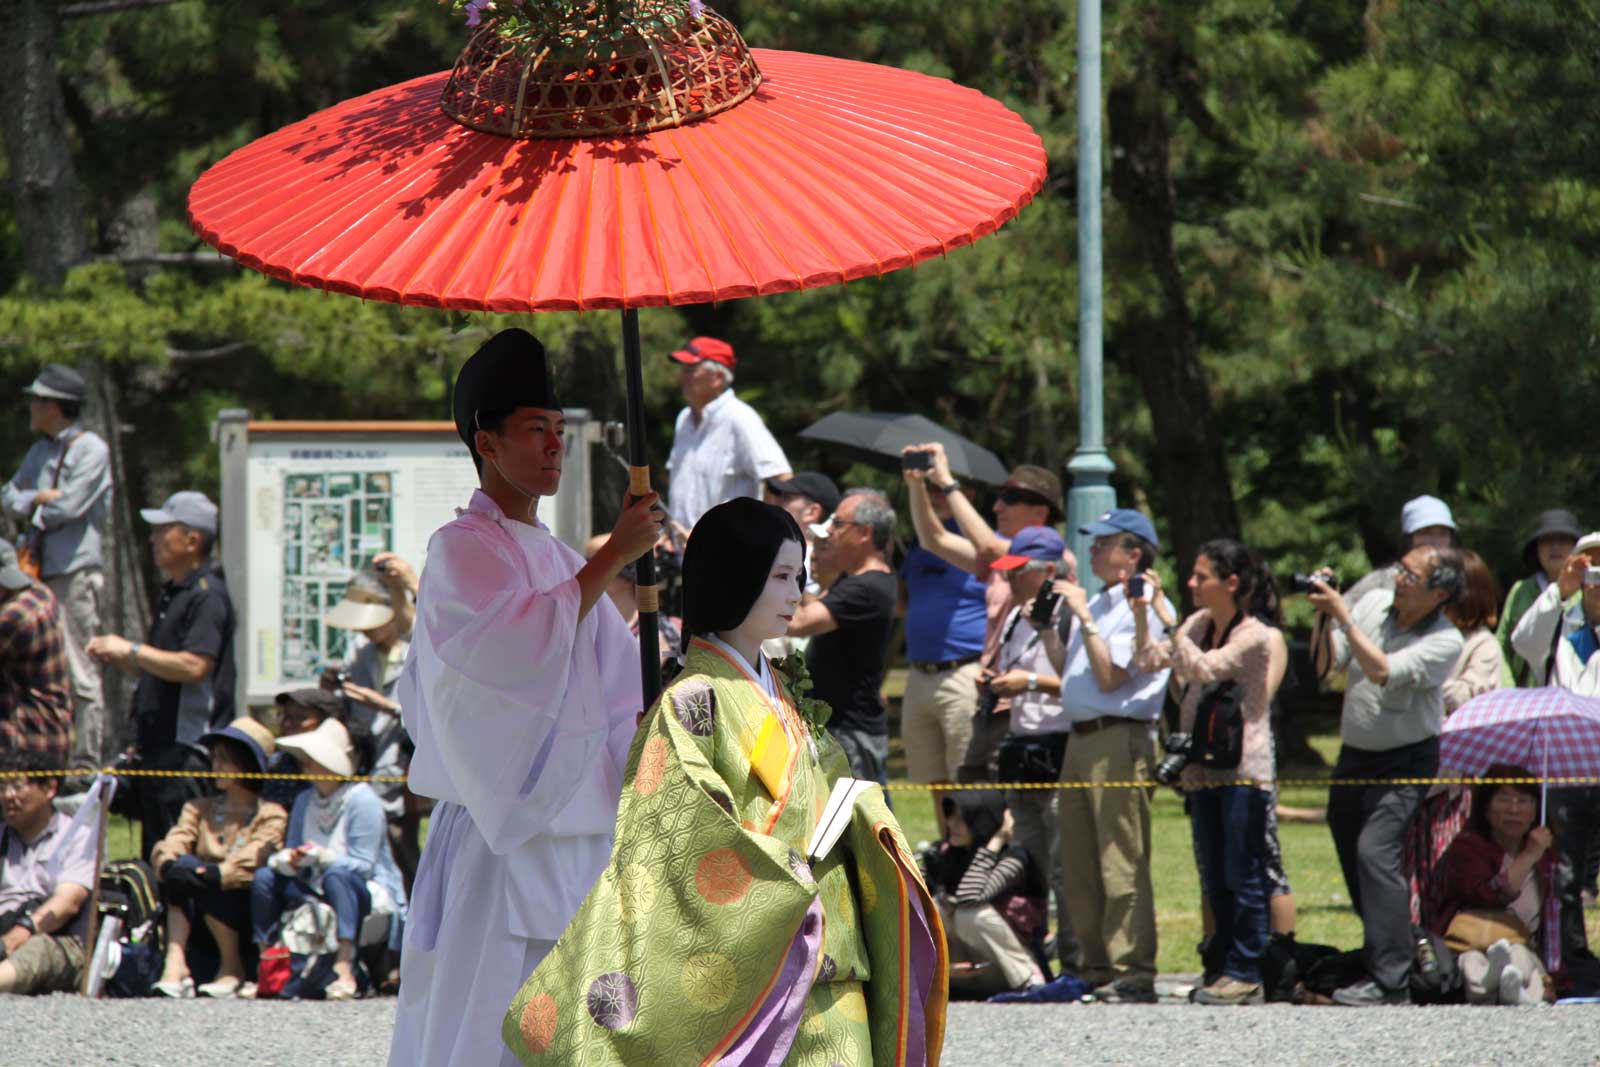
1289, 571, 1339, 594
1585, 566, 1600, 588
1030, 585, 1060, 625
1127, 574, 1146, 599
1154, 732, 1192, 786
976, 682, 1001, 719
901, 449, 933, 472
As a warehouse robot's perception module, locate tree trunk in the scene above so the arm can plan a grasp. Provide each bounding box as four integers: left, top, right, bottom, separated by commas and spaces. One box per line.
0, 0, 90, 285
1106, 76, 1241, 588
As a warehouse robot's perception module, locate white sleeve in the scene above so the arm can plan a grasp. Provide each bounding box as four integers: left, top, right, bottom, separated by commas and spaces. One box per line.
401, 524, 602, 854
595, 603, 645, 777
737, 407, 790, 480
1510, 583, 1564, 676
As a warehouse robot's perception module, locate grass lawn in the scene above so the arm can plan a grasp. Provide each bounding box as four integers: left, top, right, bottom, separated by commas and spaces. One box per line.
100, 673, 1598, 974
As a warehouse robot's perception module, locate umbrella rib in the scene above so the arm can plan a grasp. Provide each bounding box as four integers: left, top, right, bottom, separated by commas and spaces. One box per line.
659, 123, 806, 292
656, 126, 762, 302
636, 154, 674, 304
523, 146, 577, 311
575, 145, 598, 309
650, 141, 719, 302
693, 109, 861, 285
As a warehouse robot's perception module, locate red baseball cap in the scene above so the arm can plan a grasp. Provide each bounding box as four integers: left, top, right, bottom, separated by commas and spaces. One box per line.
668, 336, 736, 371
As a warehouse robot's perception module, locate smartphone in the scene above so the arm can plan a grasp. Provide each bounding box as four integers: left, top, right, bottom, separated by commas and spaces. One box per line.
901, 450, 933, 472
1127, 574, 1146, 599
1585, 566, 1600, 588
1030, 585, 1061, 624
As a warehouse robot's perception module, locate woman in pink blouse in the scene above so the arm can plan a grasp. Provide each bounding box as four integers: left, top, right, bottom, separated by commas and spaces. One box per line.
1132, 539, 1287, 1007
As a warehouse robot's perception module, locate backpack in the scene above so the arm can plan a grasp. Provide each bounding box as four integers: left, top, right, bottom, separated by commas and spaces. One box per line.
1261, 933, 1341, 1003
98, 859, 162, 946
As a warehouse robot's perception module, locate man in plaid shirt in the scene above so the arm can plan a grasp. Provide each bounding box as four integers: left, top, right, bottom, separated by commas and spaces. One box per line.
0, 539, 72, 766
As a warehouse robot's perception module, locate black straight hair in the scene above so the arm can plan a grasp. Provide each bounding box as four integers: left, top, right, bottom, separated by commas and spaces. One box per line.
1195, 538, 1282, 627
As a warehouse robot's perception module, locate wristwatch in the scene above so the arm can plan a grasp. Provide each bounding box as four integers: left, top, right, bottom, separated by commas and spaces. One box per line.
1026, 672, 1039, 692
934, 479, 960, 494
1079, 618, 1100, 637
14, 912, 36, 935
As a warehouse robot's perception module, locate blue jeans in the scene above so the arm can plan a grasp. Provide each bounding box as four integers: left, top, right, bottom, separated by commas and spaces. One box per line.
828, 727, 889, 793
1190, 786, 1269, 984
251, 865, 371, 945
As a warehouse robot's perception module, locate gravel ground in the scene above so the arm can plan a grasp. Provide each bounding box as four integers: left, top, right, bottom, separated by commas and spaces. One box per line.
5, 992, 1600, 1066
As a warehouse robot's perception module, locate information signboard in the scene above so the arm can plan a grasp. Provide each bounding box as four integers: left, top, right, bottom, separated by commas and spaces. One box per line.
217, 412, 594, 709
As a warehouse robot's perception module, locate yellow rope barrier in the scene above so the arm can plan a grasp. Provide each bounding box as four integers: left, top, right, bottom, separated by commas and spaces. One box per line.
4, 770, 1599, 790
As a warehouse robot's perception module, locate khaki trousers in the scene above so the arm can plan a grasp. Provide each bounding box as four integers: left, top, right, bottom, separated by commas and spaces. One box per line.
900, 660, 981, 782
1057, 719, 1159, 988
46, 568, 107, 766
936, 899, 1038, 992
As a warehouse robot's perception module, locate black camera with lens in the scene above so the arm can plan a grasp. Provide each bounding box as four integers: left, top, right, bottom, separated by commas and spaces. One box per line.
1154, 732, 1192, 786
975, 683, 1001, 719
1289, 571, 1339, 595
1030, 585, 1061, 625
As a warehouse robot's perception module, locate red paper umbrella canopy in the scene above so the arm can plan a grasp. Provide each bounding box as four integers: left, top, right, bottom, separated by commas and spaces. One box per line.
188, 50, 1047, 312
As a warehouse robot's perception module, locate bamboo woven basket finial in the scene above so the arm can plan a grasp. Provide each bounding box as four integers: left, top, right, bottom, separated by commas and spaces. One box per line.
440, 3, 762, 139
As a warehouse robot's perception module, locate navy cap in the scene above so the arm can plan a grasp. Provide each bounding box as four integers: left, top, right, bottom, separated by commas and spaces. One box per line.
991, 525, 1068, 571
1078, 507, 1160, 550
766, 472, 841, 518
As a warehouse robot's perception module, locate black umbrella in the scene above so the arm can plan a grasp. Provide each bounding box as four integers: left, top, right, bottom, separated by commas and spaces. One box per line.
798, 412, 1010, 485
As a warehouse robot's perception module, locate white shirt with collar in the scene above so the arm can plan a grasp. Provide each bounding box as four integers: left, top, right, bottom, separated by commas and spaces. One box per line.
1056, 584, 1171, 725
666, 389, 790, 530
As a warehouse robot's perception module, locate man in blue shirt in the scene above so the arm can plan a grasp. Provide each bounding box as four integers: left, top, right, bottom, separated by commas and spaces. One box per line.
3, 365, 113, 770
899, 481, 990, 831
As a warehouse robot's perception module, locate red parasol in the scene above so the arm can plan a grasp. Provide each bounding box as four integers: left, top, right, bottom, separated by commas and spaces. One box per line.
189, 52, 1043, 311
187, 4, 1047, 703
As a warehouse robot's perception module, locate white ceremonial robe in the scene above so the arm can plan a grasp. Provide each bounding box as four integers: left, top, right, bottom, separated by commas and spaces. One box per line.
387, 490, 641, 1067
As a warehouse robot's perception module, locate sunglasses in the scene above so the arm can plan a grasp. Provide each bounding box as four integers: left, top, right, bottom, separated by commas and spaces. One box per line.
997, 488, 1050, 508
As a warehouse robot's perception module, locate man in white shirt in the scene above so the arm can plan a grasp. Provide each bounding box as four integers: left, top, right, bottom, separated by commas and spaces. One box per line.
387, 328, 663, 1067
1051, 508, 1169, 1002
664, 336, 790, 534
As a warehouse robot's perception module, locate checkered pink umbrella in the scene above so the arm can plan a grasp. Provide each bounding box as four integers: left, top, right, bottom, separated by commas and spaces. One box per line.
1441, 687, 1600, 820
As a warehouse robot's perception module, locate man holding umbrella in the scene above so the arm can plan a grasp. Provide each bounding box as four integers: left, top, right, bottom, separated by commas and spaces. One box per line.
389, 329, 663, 1067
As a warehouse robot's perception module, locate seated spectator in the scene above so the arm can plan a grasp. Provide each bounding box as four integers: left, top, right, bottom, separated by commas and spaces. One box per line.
921, 792, 1046, 995
1427, 766, 1556, 1004
252, 717, 406, 999
1133, 540, 1287, 1006
1496, 509, 1580, 686
583, 533, 682, 663
0, 752, 95, 995
323, 557, 421, 890
0, 538, 73, 765
1443, 549, 1504, 713
149, 717, 287, 998
263, 687, 346, 812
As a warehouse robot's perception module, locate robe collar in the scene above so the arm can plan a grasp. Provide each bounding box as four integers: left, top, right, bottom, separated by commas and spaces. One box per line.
463, 488, 553, 549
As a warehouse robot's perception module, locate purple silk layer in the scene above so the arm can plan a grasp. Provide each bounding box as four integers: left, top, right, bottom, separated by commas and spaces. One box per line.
717, 897, 825, 1066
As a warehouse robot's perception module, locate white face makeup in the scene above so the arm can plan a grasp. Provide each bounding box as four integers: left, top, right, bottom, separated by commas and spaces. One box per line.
725, 539, 805, 647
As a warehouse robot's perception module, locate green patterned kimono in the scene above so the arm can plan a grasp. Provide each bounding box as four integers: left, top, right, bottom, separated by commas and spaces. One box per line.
504, 638, 947, 1066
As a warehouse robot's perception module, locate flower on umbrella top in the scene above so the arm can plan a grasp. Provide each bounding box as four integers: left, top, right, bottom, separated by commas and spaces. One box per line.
463, 0, 495, 27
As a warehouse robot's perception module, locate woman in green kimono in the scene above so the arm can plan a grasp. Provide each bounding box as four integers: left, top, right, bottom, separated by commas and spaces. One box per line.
505, 497, 947, 1066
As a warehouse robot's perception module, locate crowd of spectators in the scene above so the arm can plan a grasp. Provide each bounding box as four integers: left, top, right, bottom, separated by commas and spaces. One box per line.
4, 345, 1600, 1014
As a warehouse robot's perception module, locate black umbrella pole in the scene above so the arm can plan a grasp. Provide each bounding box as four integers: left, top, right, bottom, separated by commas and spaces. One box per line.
621, 308, 664, 708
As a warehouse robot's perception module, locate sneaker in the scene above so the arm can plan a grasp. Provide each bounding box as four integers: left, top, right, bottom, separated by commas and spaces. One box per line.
153, 976, 195, 999
1092, 979, 1158, 1004
1193, 976, 1265, 1006
1498, 964, 1525, 1006
1331, 979, 1410, 1006
236, 982, 259, 1000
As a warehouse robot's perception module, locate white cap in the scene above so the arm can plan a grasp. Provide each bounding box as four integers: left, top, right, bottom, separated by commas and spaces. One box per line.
1574, 532, 1600, 558
1401, 495, 1456, 534
808, 519, 832, 540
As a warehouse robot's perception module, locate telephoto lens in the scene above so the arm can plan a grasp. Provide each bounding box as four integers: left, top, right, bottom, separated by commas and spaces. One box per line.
1154, 733, 1192, 786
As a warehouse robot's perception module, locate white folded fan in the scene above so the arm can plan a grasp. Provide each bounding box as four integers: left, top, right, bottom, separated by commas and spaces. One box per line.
806, 778, 876, 862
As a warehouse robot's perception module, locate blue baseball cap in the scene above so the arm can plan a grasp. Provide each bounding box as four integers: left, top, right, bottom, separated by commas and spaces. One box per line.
992, 525, 1068, 571
1078, 508, 1160, 550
